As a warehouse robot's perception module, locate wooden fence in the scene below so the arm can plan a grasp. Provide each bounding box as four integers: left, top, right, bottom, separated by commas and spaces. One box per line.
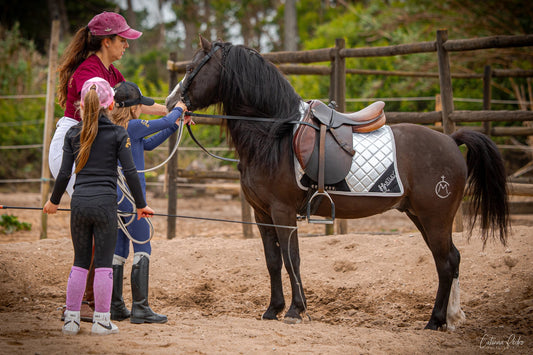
166, 30, 533, 239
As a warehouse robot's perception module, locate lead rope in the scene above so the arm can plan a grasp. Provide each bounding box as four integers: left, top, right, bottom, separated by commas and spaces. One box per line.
116, 118, 185, 244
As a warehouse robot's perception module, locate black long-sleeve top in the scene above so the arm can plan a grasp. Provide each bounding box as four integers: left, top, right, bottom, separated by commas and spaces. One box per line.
50, 114, 146, 209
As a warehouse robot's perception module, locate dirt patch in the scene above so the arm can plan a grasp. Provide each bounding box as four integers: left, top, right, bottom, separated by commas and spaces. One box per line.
0, 192, 531, 354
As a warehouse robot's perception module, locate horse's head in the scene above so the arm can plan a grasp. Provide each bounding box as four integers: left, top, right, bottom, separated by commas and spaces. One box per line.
166, 36, 224, 111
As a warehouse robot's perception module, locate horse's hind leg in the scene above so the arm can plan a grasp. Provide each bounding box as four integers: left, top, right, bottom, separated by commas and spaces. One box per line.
406, 212, 464, 330
444, 243, 465, 330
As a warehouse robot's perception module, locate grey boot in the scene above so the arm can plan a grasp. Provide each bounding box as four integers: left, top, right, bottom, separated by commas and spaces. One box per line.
130, 255, 167, 324
110, 264, 130, 321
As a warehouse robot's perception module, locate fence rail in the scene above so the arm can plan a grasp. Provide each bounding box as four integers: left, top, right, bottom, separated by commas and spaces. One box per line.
165, 30, 533, 238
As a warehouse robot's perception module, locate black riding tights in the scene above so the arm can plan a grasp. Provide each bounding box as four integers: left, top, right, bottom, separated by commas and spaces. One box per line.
70, 195, 117, 269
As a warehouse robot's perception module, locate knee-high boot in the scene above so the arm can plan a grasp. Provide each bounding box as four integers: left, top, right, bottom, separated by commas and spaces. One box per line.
110, 264, 130, 321
130, 255, 167, 324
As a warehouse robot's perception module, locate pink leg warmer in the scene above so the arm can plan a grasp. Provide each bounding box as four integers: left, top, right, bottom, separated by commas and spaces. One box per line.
93, 267, 113, 313
66, 266, 88, 311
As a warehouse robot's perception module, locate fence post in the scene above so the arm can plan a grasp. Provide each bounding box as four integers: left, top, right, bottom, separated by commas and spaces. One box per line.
40, 18, 60, 239
334, 38, 346, 113
436, 30, 462, 232
334, 38, 348, 235
324, 38, 346, 235
434, 94, 442, 126
167, 52, 178, 239
436, 30, 455, 134
483, 65, 492, 134
240, 187, 254, 238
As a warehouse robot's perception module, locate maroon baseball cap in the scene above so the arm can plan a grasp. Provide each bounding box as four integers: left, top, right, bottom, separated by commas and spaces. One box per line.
88, 12, 142, 40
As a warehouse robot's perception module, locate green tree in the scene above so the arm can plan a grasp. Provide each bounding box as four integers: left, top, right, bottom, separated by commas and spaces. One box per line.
291, 0, 532, 112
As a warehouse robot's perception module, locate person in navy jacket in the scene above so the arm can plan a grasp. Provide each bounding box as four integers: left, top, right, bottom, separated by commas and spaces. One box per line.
110, 81, 188, 324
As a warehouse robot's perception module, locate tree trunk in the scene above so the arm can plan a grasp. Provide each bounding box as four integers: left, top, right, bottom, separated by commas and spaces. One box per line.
126, 0, 137, 53
203, 0, 212, 40
47, 0, 69, 39
284, 0, 298, 51
157, 0, 166, 49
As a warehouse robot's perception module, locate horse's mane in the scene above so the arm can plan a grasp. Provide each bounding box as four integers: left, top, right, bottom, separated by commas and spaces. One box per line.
217, 42, 302, 169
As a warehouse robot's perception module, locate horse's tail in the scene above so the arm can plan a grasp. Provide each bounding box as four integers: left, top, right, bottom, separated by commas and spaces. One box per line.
451, 129, 509, 247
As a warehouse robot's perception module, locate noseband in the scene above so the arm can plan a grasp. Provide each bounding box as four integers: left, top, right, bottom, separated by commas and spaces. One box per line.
180, 43, 223, 108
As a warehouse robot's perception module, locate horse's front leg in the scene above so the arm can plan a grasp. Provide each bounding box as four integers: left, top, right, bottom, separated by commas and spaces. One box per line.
272, 213, 306, 324
255, 211, 285, 320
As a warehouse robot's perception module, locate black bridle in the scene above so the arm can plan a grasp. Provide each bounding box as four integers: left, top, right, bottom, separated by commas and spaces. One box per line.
180, 43, 223, 108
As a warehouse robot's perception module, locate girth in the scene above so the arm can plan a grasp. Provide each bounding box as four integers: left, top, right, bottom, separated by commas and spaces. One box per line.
293, 100, 386, 192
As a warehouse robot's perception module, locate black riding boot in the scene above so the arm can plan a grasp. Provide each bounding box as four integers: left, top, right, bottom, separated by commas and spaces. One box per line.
130, 255, 167, 324
110, 264, 130, 321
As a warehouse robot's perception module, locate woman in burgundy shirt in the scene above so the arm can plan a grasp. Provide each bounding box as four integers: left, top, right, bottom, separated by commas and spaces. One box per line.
50, 12, 168, 194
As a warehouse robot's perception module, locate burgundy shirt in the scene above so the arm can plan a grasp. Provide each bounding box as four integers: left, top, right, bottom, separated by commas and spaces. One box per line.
64, 54, 125, 121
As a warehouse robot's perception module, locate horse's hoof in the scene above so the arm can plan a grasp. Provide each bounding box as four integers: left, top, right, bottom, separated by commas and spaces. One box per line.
424, 322, 445, 331
283, 317, 302, 324
261, 314, 278, 321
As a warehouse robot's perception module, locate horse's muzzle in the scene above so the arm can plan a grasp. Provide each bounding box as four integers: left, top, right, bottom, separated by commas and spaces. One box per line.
165, 81, 182, 111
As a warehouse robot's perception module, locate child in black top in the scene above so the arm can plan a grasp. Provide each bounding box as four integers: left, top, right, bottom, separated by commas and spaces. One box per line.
44, 77, 154, 336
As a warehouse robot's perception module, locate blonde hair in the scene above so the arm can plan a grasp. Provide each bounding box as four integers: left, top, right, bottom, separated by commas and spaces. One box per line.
111, 104, 141, 129
75, 85, 108, 173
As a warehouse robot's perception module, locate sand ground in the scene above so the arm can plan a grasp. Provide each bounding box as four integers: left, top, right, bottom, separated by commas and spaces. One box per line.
0, 191, 531, 354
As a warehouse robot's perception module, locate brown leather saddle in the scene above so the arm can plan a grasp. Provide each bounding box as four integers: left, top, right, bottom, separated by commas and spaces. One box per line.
293, 100, 386, 223
294, 100, 386, 187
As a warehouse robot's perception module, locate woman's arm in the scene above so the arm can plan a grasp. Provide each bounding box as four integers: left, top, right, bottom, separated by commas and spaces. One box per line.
127, 106, 183, 141
142, 107, 185, 151
141, 103, 168, 116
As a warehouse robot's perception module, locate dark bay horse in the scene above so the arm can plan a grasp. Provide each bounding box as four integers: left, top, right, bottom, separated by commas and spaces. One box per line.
166, 36, 509, 330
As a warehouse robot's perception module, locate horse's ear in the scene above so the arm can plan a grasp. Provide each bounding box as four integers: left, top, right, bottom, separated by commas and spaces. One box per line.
199, 35, 212, 52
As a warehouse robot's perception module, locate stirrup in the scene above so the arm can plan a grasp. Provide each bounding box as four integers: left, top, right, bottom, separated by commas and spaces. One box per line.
306, 190, 335, 224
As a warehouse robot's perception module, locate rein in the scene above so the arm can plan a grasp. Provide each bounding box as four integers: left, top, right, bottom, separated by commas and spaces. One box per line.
186, 124, 239, 163
185, 111, 304, 125
184, 111, 317, 163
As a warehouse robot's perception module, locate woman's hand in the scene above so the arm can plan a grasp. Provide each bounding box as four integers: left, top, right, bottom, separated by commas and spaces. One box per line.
174, 101, 194, 125
174, 101, 187, 112
137, 206, 154, 220
43, 200, 58, 214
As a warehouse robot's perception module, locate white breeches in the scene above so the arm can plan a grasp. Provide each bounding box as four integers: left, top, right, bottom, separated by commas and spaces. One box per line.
48, 117, 78, 196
